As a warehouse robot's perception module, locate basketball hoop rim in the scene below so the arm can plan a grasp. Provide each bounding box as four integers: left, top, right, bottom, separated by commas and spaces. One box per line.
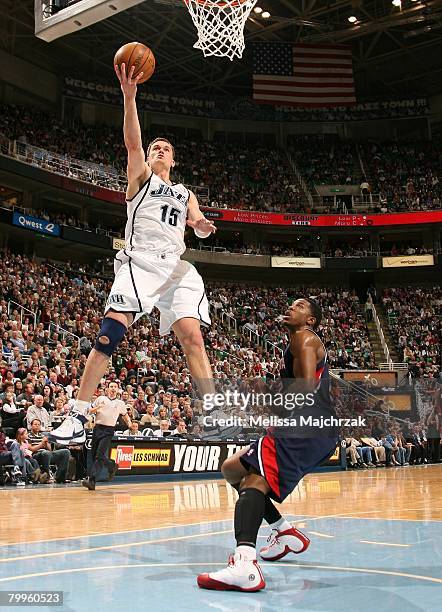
183, 0, 250, 8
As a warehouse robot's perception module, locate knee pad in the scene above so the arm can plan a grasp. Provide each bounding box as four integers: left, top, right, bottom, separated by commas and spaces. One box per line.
94, 317, 127, 357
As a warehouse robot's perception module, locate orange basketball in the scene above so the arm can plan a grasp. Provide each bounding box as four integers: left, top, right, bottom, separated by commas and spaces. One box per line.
114, 42, 155, 84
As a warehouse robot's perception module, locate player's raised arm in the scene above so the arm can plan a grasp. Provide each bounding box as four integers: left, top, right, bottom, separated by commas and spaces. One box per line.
186, 191, 216, 238
114, 62, 151, 197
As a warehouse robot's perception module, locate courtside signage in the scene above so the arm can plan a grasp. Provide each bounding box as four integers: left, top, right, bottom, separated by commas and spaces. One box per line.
104, 440, 342, 475
12, 212, 61, 237
111, 445, 171, 469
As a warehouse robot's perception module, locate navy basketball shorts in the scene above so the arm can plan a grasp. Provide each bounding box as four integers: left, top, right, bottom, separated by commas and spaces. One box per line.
240, 435, 338, 503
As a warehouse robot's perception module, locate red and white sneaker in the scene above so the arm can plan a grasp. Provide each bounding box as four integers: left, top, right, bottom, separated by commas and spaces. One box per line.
197, 553, 266, 592
260, 526, 310, 562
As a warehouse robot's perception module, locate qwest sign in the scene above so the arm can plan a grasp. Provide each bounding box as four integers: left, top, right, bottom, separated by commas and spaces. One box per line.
12, 212, 60, 237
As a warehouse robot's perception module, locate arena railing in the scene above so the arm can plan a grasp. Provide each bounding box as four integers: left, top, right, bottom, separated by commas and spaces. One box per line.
286, 151, 314, 207
1, 351, 32, 366
209, 302, 237, 333
379, 363, 408, 371
7, 301, 37, 329
48, 322, 81, 350
242, 324, 283, 357
3, 136, 210, 203
209, 303, 282, 356
370, 299, 391, 365
2, 135, 396, 214
0, 134, 11, 156
352, 195, 381, 210
12, 139, 127, 192
415, 379, 440, 421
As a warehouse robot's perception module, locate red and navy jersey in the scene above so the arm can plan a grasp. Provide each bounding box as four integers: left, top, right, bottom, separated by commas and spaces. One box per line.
280, 329, 334, 417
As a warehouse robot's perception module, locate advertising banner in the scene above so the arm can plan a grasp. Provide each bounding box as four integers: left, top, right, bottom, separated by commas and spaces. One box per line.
374, 393, 413, 412
342, 371, 397, 387
271, 256, 321, 269
3, 157, 442, 229
104, 439, 342, 476
12, 212, 60, 237
5, 156, 442, 230
382, 255, 434, 268
203, 208, 442, 228
63, 78, 428, 122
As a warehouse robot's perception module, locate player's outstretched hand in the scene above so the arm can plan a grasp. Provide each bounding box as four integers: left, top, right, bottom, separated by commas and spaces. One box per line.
114, 63, 144, 99
187, 217, 217, 235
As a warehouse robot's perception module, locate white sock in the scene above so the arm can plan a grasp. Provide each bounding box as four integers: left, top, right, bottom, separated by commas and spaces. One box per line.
236, 545, 256, 561
74, 400, 90, 416
269, 517, 292, 532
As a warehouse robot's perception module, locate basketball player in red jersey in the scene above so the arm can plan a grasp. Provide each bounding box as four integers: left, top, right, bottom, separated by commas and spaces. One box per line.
197, 298, 339, 591
49, 63, 216, 445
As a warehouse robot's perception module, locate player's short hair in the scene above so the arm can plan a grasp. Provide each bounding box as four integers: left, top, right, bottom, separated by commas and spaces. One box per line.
147, 137, 175, 158
305, 298, 322, 330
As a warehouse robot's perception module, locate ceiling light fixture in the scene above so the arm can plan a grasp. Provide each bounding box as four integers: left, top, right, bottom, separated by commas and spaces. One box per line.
253, 6, 263, 13
392, 0, 401, 6
262, 11, 271, 18
348, 16, 358, 23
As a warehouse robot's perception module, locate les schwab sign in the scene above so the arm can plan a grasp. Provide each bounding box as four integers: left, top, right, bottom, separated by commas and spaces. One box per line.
109, 441, 341, 474
110, 443, 244, 473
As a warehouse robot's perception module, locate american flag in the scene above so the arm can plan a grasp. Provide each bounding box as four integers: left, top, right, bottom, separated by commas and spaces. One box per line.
252, 42, 356, 108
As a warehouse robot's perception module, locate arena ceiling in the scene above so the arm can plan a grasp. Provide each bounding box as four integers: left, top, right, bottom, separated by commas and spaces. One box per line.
2, 0, 442, 99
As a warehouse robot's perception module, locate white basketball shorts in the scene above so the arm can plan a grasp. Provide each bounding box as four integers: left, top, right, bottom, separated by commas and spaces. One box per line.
105, 250, 211, 335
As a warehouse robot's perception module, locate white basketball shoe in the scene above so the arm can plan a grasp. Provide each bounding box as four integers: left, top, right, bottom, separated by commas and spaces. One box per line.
260, 526, 310, 561
47, 409, 88, 445
197, 553, 265, 592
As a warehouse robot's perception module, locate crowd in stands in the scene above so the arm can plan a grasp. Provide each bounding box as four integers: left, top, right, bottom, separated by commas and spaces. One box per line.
342, 420, 440, 468
289, 136, 358, 188
0, 250, 440, 484
189, 235, 433, 258
0, 103, 128, 173
0, 251, 282, 485
360, 141, 442, 212
0, 202, 124, 237
187, 234, 320, 257
209, 284, 375, 369
334, 383, 441, 467
1, 104, 441, 217
175, 140, 302, 213
381, 287, 441, 378
0, 103, 303, 214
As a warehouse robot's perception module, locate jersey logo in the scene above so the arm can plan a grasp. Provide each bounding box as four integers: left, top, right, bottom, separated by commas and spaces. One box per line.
107, 294, 126, 305
150, 184, 187, 204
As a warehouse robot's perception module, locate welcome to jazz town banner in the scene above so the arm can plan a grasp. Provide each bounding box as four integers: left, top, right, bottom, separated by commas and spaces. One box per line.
63, 77, 429, 121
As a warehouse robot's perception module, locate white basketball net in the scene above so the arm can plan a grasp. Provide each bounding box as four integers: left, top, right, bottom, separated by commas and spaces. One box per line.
184, 0, 257, 61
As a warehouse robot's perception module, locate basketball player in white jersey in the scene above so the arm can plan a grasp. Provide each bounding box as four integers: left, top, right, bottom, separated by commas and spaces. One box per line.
49, 63, 216, 445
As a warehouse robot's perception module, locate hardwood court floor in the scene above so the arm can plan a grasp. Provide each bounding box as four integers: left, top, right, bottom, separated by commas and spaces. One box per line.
1, 465, 441, 611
